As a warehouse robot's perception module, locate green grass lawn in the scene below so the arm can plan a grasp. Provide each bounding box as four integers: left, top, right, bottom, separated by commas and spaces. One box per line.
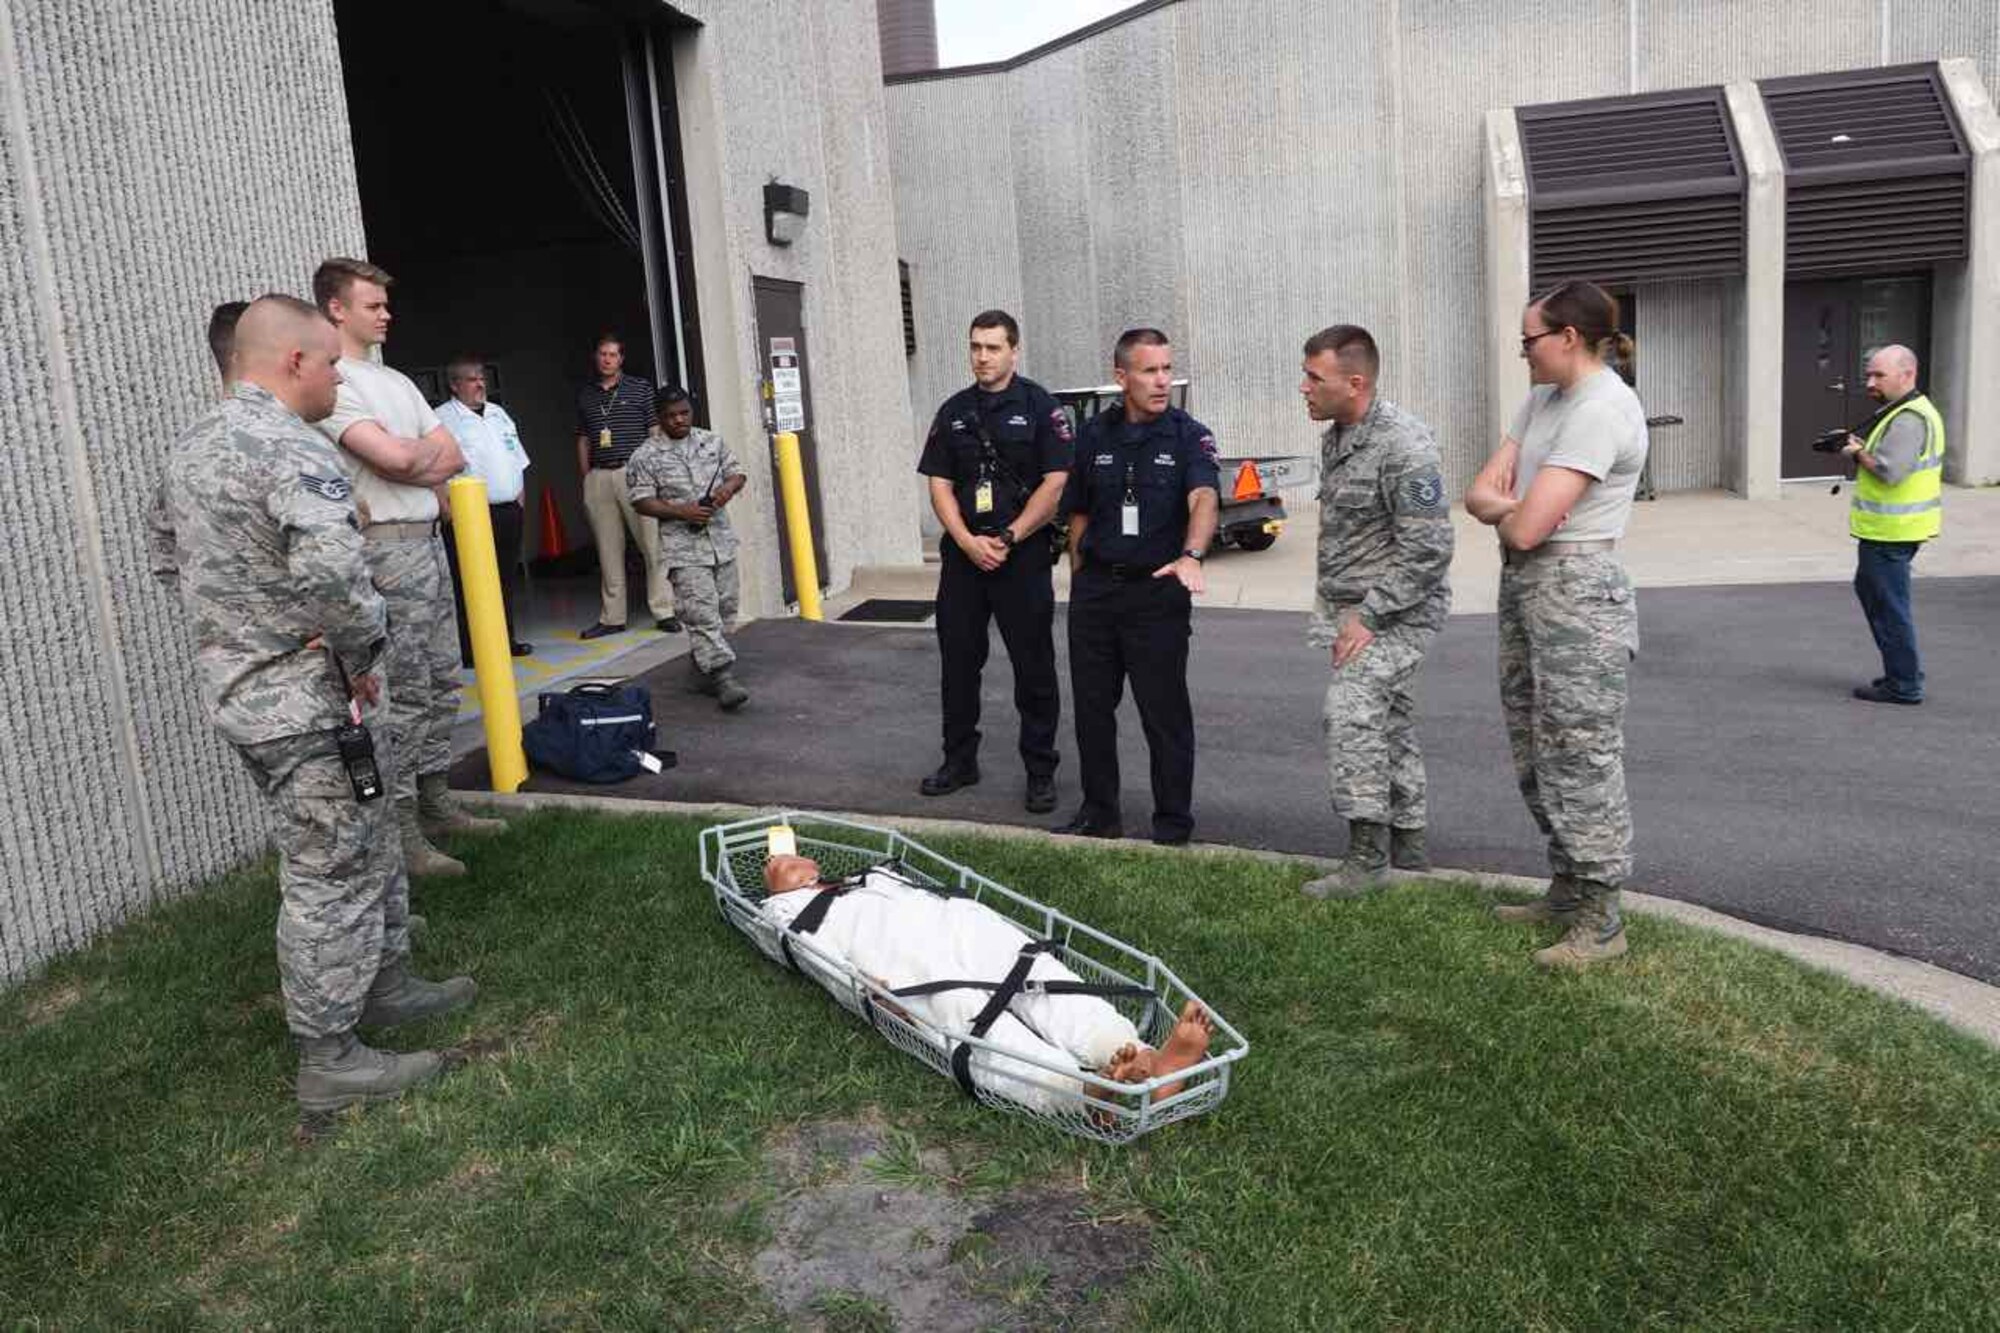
4, 809, 1999, 1330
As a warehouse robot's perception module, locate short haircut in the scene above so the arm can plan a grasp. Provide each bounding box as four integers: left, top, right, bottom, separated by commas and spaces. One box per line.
658, 385, 693, 410
1113, 327, 1170, 370
311, 257, 394, 313
445, 356, 486, 385
1302, 324, 1380, 380
969, 309, 1020, 347
595, 331, 624, 352
207, 300, 249, 378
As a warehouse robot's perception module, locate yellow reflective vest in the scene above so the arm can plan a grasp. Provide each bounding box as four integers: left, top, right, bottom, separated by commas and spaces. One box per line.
1850, 393, 1944, 543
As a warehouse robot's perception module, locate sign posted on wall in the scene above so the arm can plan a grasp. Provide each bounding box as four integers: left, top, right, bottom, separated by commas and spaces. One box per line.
770, 337, 806, 431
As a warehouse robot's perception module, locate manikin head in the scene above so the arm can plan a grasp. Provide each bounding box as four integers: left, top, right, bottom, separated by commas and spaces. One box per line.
764, 854, 824, 894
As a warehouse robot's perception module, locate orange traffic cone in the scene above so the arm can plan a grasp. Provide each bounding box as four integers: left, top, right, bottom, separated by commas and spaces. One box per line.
537, 486, 570, 559
1232, 459, 1264, 501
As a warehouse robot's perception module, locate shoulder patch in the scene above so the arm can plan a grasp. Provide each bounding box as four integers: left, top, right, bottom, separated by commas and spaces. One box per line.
1196, 433, 1218, 462
300, 474, 351, 502
1050, 408, 1074, 443
1400, 472, 1446, 515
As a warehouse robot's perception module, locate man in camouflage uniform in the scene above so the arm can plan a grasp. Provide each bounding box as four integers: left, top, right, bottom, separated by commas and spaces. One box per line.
157, 295, 475, 1114
627, 387, 750, 710
1294, 325, 1455, 898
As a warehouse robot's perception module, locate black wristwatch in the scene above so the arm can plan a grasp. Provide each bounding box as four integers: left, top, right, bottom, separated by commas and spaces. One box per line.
1182, 547, 1205, 563
998, 529, 1017, 549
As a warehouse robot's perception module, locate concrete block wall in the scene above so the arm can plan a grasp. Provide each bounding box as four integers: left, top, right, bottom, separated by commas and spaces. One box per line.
0, 0, 367, 980
887, 0, 2000, 494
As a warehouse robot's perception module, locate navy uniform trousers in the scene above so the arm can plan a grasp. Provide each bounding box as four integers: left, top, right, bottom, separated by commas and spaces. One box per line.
1067, 565, 1194, 840
935, 540, 1060, 778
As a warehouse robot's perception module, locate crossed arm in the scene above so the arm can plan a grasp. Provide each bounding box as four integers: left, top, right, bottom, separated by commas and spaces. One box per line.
338, 421, 465, 488
1464, 438, 1592, 551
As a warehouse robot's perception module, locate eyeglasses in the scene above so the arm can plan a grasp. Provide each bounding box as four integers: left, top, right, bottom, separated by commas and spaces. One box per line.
1519, 329, 1561, 354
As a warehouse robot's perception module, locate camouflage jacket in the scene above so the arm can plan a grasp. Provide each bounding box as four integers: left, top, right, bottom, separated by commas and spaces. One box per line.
1309, 396, 1454, 642
160, 382, 387, 745
625, 426, 744, 566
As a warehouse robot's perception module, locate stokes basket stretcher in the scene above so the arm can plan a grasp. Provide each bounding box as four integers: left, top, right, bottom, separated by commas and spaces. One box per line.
699, 812, 1248, 1144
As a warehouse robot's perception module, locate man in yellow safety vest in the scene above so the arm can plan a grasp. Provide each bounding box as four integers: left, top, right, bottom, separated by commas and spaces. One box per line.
1839, 344, 1943, 706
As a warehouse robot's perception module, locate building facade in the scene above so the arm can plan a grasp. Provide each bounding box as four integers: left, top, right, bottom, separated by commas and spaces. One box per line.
887, 0, 2000, 497
0, 0, 918, 981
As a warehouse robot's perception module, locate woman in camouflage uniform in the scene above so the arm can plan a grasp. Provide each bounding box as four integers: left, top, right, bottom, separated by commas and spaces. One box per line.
1465, 282, 1648, 969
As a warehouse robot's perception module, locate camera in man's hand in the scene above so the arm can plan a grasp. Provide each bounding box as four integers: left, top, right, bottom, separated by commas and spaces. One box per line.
1811, 428, 1853, 454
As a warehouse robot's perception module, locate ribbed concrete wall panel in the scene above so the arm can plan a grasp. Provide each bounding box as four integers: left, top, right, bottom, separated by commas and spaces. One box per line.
1398, 0, 1628, 484
1890, 5, 2000, 98
1083, 14, 1186, 363
1, 0, 366, 981
1010, 46, 1103, 386
1637, 0, 1879, 92
1174, 0, 1403, 462
1635, 279, 1730, 492
887, 77, 1024, 442
0, 103, 143, 979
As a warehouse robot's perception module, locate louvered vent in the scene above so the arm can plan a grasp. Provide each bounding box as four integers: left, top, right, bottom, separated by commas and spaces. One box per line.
1519, 88, 1745, 290
899, 260, 916, 357
1762, 65, 1968, 275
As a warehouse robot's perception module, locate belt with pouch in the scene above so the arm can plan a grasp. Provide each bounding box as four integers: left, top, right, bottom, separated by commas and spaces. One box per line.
1501, 537, 1617, 566
364, 519, 441, 543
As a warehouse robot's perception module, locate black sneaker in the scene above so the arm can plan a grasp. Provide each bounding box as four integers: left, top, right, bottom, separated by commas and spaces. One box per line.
1852, 683, 1922, 705
579, 622, 626, 640
511, 642, 533, 657
1025, 775, 1057, 814
919, 764, 979, 797
656, 617, 684, 633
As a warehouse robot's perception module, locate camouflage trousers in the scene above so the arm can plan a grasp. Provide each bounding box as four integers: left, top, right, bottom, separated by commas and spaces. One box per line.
1322, 618, 1435, 828
364, 531, 463, 801
237, 729, 411, 1038
669, 558, 741, 674
1497, 552, 1639, 886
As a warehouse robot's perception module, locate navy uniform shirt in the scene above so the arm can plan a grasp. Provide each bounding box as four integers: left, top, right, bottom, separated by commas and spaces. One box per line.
917, 376, 1073, 535
1062, 404, 1220, 569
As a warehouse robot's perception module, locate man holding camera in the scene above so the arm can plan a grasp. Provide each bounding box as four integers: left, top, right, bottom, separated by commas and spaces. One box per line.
916, 309, 1073, 813
627, 388, 750, 710
1837, 344, 1943, 706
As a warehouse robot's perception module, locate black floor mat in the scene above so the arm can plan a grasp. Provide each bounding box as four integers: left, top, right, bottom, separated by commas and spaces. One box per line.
838, 599, 936, 623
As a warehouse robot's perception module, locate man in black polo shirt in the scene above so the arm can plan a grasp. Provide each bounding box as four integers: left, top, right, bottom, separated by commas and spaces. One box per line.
574, 332, 678, 638
1056, 328, 1219, 846
916, 309, 1073, 813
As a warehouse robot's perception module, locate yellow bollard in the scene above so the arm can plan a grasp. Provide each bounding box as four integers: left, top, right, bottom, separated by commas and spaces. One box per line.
448, 477, 528, 793
773, 430, 823, 621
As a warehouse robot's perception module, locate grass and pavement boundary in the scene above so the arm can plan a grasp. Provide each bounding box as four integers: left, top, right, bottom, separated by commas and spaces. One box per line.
4, 806, 1998, 1329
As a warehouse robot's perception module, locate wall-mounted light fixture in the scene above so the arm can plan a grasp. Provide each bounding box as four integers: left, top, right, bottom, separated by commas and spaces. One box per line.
764, 181, 810, 246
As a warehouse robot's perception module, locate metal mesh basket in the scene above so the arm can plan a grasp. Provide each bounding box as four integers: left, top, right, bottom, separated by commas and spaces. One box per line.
699, 811, 1248, 1145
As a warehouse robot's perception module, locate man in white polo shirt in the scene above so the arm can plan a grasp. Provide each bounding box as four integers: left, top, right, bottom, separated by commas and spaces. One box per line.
437, 356, 533, 663
312, 257, 504, 880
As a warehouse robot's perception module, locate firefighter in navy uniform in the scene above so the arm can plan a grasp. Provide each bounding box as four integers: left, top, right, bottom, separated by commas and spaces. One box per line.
917, 309, 1074, 813
1056, 328, 1220, 846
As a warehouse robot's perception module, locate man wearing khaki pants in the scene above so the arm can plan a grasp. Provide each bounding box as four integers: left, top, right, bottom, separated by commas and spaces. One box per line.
574, 333, 678, 638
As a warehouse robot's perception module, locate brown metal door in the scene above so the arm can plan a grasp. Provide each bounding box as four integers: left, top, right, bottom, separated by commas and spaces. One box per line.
751, 277, 830, 603
1782, 276, 1933, 481
1781, 280, 1857, 480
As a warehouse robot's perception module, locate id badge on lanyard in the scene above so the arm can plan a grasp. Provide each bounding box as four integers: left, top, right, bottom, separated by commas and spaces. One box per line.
974, 481, 994, 515
1120, 463, 1140, 537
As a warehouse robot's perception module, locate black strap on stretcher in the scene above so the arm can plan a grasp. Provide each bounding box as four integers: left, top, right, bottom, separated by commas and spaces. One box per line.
908, 940, 1159, 1097
774, 860, 955, 973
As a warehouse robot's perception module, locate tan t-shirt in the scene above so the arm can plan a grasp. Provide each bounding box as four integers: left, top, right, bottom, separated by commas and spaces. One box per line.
317, 356, 448, 523
1507, 367, 1649, 541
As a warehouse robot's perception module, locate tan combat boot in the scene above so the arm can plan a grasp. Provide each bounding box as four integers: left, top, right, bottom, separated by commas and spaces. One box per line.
398, 800, 466, 878
360, 962, 478, 1028
295, 1030, 446, 1115
1301, 821, 1392, 899
1494, 873, 1584, 925
1533, 885, 1629, 969
418, 772, 506, 837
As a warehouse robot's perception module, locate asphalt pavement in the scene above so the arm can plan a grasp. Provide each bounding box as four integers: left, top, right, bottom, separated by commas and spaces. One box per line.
455, 576, 2000, 984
